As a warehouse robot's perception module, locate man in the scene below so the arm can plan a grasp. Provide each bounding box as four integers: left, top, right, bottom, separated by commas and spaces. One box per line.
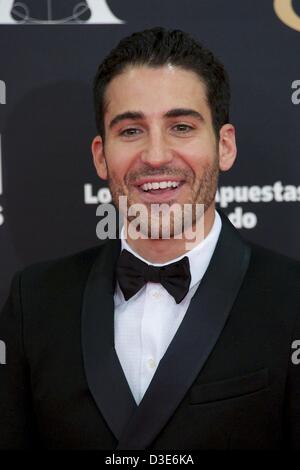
0, 27, 299, 450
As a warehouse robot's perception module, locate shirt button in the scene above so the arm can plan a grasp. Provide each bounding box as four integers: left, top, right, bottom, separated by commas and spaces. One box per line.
152, 291, 161, 299
147, 358, 156, 369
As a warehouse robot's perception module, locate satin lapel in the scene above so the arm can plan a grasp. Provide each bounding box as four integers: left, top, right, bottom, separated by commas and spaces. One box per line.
81, 238, 137, 440
117, 212, 251, 449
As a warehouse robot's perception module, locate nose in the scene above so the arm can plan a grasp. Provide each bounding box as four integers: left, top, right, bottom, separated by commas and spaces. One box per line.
140, 130, 173, 168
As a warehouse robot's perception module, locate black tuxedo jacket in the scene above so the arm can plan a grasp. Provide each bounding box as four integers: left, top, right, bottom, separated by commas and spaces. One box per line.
0, 211, 300, 450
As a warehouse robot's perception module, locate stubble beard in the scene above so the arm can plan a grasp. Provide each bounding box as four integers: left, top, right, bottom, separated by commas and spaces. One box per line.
106, 156, 219, 240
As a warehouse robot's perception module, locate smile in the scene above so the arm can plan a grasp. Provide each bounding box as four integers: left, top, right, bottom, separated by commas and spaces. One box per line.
133, 178, 185, 202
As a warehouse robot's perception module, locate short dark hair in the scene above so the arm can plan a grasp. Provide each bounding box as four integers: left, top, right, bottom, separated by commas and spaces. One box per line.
93, 27, 230, 140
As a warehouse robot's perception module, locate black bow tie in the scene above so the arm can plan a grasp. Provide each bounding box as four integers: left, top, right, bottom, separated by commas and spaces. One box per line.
115, 249, 191, 304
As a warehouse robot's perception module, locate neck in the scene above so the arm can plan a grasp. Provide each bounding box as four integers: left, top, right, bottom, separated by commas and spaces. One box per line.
123, 204, 216, 264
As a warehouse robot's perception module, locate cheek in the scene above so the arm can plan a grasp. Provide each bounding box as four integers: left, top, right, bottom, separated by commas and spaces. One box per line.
105, 152, 128, 181
176, 135, 216, 162
109, 167, 127, 187
106, 141, 137, 175
179, 146, 216, 174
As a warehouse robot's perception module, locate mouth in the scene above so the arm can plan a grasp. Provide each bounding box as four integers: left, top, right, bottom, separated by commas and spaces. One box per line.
133, 178, 186, 202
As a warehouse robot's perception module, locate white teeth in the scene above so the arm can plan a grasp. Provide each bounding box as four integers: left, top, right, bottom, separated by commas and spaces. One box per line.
141, 180, 181, 191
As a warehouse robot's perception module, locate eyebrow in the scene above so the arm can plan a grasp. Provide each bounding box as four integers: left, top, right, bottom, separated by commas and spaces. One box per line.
164, 108, 204, 122
109, 111, 144, 129
109, 108, 204, 130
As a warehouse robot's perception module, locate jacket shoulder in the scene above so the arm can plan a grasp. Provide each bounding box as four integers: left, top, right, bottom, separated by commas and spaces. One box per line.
247, 242, 300, 291
16, 243, 108, 290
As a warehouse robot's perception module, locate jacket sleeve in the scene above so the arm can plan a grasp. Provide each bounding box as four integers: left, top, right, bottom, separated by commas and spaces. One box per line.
0, 272, 38, 449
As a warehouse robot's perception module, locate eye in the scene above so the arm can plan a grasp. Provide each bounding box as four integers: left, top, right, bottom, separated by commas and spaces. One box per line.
172, 124, 194, 133
120, 127, 142, 137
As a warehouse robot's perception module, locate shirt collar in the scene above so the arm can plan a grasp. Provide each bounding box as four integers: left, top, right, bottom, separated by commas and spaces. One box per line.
120, 210, 222, 290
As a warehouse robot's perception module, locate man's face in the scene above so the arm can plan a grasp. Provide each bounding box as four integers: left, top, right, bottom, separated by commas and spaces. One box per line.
92, 65, 236, 237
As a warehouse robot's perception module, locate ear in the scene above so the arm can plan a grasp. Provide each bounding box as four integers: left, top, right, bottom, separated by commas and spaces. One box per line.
91, 135, 108, 180
218, 124, 237, 172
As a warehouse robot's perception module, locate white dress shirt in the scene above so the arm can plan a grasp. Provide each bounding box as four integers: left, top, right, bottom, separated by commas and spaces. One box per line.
114, 210, 222, 405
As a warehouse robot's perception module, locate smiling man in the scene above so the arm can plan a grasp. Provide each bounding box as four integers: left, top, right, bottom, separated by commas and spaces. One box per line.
0, 27, 300, 450
91, 63, 235, 260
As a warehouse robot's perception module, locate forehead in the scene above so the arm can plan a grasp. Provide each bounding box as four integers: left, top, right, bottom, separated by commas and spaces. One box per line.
104, 65, 210, 120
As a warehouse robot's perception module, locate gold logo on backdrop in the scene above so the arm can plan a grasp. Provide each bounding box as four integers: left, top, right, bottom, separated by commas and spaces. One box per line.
274, 0, 300, 31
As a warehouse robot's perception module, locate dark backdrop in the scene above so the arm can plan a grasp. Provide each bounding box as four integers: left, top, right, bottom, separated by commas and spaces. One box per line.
0, 0, 299, 309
